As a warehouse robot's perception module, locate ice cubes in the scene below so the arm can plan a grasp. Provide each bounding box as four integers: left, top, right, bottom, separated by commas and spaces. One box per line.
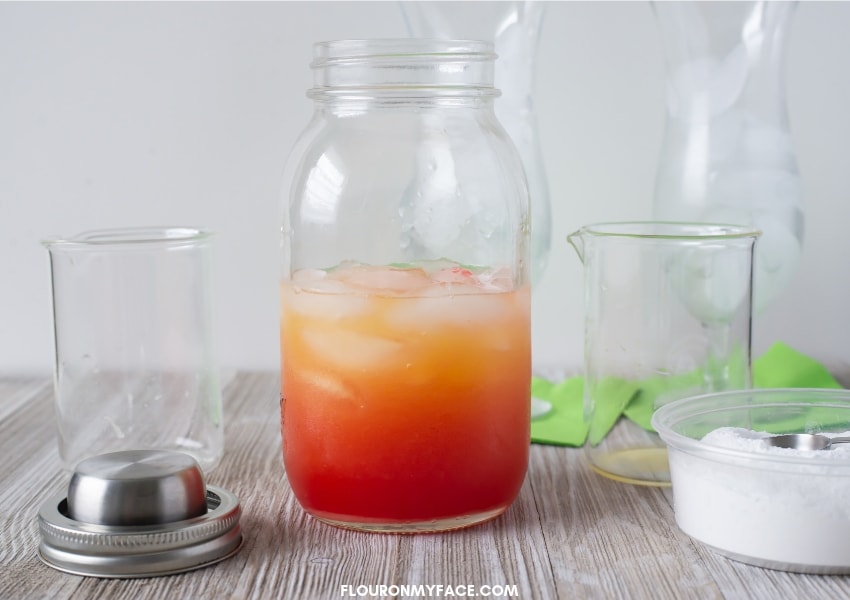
383, 290, 516, 333
668, 246, 752, 324
752, 215, 802, 313
709, 168, 803, 213
667, 43, 749, 122
301, 329, 404, 373
331, 264, 432, 296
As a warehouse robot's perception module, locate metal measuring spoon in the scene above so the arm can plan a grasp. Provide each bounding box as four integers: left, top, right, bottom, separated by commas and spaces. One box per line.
766, 433, 850, 451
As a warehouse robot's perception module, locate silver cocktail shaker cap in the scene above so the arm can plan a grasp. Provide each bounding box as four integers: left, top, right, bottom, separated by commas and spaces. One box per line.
37, 449, 242, 578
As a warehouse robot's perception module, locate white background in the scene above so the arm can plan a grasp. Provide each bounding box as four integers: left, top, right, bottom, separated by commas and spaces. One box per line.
2, 1, 849, 375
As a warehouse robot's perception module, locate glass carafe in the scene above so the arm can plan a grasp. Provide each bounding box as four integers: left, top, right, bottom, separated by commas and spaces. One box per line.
401, 2, 551, 286
652, 1, 802, 313
279, 40, 531, 533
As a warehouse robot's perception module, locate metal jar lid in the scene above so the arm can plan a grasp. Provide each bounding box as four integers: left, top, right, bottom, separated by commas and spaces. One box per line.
38, 450, 243, 578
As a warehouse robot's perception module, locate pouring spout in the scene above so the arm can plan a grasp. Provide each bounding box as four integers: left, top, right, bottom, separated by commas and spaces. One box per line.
567, 229, 586, 263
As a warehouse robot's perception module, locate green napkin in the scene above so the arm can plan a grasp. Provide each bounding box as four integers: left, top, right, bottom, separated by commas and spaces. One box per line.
530, 342, 843, 446
530, 377, 587, 446
586, 378, 641, 445
753, 342, 842, 389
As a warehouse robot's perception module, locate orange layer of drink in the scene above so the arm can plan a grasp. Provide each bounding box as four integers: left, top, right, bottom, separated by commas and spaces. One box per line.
280, 262, 531, 532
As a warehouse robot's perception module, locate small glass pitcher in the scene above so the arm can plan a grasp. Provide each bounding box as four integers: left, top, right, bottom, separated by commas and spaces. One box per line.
568, 222, 759, 485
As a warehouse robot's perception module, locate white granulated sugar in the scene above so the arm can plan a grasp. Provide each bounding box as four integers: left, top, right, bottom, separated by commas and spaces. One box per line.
702, 427, 850, 459
670, 427, 850, 572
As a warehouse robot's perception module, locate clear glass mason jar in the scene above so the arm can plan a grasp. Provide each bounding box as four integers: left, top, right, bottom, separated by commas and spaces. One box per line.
279, 39, 531, 533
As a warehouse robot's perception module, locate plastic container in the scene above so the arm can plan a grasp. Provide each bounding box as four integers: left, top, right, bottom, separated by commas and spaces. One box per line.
653, 388, 850, 573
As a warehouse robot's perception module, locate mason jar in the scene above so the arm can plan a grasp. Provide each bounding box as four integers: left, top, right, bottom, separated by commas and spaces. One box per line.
279, 39, 531, 532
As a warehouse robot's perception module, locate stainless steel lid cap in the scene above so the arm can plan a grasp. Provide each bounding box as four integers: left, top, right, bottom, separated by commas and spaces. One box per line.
38, 450, 242, 578
67, 449, 208, 526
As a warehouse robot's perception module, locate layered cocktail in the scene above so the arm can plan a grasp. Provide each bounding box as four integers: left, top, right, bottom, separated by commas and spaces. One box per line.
280, 261, 530, 532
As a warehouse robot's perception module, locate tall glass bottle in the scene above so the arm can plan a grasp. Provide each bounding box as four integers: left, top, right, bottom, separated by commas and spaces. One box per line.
652, 1, 802, 313
279, 40, 531, 533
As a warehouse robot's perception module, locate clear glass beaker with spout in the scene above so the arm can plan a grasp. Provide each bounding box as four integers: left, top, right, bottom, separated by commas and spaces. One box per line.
568, 222, 760, 485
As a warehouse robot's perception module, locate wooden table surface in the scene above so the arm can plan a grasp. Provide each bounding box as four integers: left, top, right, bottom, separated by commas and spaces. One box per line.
2, 372, 850, 599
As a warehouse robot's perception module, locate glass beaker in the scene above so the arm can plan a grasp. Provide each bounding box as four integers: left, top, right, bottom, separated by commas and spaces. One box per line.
568, 222, 759, 485
44, 227, 223, 472
279, 39, 531, 533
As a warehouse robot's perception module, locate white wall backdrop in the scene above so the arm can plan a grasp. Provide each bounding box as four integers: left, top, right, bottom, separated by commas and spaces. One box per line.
2, 2, 849, 375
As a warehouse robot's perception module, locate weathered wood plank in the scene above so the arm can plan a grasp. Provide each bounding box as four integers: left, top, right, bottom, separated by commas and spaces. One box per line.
2, 373, 850, 599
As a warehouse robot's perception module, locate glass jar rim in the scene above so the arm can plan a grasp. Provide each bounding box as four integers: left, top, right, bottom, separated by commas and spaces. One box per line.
577, 221, 761, 240
311, 39, 496, 67
42, 226, 214, 249
308, 38, 499, 100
